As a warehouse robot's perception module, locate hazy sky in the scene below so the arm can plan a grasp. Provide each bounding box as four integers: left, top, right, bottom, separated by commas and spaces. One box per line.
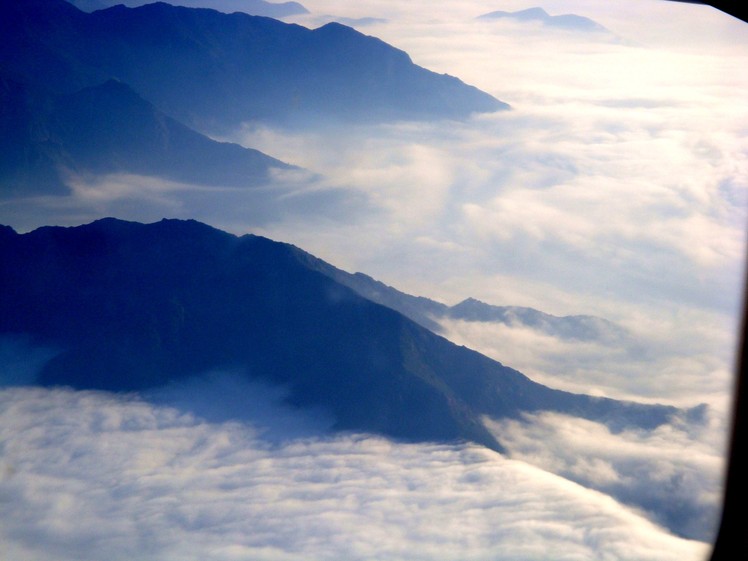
1, 1, 746, 558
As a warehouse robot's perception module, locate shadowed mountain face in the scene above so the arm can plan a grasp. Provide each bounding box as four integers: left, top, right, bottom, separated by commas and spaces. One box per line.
0, 218, 689, 452
1, 0, 507, 133
0, 74, 294, 196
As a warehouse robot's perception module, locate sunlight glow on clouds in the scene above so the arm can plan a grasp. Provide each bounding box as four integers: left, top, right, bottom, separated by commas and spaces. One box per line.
0, 387, 711, 561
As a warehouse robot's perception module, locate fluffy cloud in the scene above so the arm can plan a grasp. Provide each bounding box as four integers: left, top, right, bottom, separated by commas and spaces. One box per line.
0, 387, 711, 561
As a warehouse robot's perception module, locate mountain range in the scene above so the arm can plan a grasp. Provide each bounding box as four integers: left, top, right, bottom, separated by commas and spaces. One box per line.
0, 74, 294, 196
291, 252, 629, 342
0, 0, 507, 195
0, 218, 699, 454
1, 0, 507, 132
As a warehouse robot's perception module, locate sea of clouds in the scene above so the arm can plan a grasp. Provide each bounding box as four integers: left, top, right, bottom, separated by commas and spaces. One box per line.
0, 385, 713, 561
1, 2, 746, 558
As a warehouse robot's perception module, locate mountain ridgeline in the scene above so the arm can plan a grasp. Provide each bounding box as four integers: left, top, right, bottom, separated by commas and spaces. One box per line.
289, 252, 631, 342
0, 75, 294, 196
1, 0, 507, 132
0, 219, 692, 453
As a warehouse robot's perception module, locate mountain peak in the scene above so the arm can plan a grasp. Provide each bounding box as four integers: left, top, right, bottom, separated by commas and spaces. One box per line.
454, 297, 488, 308
75, 78, 143, 101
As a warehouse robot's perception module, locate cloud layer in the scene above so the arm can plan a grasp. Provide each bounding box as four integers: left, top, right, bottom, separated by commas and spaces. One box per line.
485, 410, 726, 542
0, 387, 711, 561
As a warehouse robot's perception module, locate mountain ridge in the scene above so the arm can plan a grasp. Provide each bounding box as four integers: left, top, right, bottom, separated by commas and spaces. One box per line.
0, 74, 295, 196
294, 255, 630, 344
0, 218, 696, 454
1, 0, 508, 133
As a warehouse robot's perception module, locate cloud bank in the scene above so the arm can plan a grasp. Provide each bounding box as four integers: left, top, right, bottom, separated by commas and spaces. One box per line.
485, 410, 726, 542
0, 387, 711, 561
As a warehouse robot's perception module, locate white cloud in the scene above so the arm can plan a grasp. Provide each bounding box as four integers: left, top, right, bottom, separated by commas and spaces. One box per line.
0, 387, 711, 561
436, 310, 734, 412
485, 409, 727, 542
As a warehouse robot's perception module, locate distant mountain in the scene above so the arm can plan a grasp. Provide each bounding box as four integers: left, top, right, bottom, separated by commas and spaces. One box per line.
0, 218, 692, 453
1, 0, 507, 133
295, 254, 629, 344
0, 74, 294, 196
68, 0, 309, 18
445, 297, 629, 342
478, 7, 609, 33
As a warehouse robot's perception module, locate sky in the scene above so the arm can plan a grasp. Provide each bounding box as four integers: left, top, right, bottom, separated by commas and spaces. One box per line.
1, 0, 747, 559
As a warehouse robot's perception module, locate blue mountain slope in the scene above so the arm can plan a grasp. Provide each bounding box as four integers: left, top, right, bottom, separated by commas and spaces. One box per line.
0, 218, 695, 454
0, 74, 294, 196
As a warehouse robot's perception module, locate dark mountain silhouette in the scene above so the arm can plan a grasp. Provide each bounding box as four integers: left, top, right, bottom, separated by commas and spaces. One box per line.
478, 7, 609, 33
0, 218, 694, 453
0, 74, 294, 196
69, 0, 309, 18
1, 0, 507, 133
